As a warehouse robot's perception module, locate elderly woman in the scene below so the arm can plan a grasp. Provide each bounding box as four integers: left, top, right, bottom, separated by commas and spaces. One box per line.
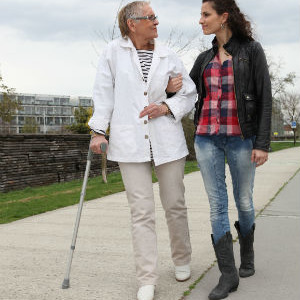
88, 1, 197, 300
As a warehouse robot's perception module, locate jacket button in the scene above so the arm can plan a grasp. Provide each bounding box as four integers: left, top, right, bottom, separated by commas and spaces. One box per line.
144, 92, 147, 96
145, 135, 149, 139
144, 120, 148, 124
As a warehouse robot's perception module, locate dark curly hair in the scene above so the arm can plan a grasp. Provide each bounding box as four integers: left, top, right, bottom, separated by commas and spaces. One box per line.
203, 0, 254, 41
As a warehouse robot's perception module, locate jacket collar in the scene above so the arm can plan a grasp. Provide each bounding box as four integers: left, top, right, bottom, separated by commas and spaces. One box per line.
211, 35, 241, 56
119, 37, 168, 57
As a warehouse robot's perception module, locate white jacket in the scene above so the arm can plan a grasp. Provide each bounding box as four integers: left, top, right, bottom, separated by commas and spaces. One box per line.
88, 37, 197, 166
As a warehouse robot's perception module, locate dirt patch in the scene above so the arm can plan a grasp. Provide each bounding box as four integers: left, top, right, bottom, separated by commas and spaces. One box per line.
1, 195, 46, 205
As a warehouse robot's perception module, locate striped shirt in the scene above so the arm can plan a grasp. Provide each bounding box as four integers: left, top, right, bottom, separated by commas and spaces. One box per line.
137, 50, 153, 82
137, 49, 154, 160
196, 54, 241, 136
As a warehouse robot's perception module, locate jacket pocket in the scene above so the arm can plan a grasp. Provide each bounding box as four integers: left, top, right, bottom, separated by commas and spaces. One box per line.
243, 93, 256, 122
109, 125, 138, 156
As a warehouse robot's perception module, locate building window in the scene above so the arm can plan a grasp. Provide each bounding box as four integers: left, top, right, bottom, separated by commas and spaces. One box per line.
24, 106, 32, 114
62, 107, 71, 115
55, 117, 61, 125
62, 117, 71, 125
47, 107, 53, 115
60, 98, 69, 105
46, 117, 54, 125
53, 107, 61, 115
18, 116, 25, 125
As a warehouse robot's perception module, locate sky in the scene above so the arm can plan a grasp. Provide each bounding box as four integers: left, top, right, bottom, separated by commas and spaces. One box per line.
0, 0, 299, 97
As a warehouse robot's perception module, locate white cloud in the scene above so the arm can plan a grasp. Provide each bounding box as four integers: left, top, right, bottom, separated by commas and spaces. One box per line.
0, 0, 121, 41
0, 0, 299, 96
0, 27, 102, 96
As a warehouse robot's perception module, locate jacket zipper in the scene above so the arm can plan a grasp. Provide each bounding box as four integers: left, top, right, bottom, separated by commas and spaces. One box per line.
232, 58, 244, 140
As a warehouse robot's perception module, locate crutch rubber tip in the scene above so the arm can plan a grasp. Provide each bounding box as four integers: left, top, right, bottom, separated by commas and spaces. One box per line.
62, 279, 70, 289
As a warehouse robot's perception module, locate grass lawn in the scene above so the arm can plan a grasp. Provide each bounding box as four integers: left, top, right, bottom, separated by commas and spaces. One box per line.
0, 141, 299, 224
270, 141, 300, 152
0, 161, 199, 224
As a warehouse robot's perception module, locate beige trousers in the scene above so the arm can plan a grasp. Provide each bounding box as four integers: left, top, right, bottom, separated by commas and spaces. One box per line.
119, 158, 192, 286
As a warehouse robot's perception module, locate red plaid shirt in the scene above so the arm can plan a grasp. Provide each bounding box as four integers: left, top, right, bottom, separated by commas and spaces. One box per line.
196, 54, 241, 136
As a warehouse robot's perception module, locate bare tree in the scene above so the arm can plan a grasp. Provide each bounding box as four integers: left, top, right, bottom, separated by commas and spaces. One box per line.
265, 55, 296, 137
164, 27, 199, 56
279, 92, 300, 145
92, 0, 125, 52
267, 56, 296, 98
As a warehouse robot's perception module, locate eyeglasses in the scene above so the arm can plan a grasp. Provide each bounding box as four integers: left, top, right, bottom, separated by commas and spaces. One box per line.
131, 15, 158, 22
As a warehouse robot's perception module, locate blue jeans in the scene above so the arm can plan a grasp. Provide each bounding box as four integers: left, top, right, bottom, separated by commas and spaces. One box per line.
194, 135, 256, 243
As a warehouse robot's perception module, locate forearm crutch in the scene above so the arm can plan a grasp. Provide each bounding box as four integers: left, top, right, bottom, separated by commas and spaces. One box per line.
62, 141, 107, 289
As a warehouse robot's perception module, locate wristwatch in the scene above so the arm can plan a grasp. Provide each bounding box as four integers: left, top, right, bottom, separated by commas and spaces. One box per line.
91, 130, 105, 139
162, 102, 174, 117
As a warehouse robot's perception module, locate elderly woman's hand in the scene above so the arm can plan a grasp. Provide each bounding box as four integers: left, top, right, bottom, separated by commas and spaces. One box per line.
90, 134, 108, 154
166, 74, 183, 93
139, 103, 169, 119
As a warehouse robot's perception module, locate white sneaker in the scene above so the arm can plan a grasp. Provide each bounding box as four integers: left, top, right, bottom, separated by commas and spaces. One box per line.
175, 264, 191, 282
137, 285, 155, 300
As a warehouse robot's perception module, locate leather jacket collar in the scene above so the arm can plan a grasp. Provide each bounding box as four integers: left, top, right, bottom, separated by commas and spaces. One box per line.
211, 35, 241, 56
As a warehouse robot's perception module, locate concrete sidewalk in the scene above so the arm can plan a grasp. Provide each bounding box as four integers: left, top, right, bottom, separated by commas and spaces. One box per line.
185, 166, 300, 300
0, 147, 299, 300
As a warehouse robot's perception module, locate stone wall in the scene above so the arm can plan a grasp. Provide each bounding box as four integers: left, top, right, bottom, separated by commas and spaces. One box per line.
0, 134, 118, 193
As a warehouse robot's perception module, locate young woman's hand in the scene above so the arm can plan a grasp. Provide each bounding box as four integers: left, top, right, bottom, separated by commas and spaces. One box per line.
166, 74, 183, 93
251, 149, 268, 167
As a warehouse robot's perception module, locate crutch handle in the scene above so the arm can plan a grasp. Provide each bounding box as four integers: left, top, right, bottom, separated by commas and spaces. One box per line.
100, 142, 107, 153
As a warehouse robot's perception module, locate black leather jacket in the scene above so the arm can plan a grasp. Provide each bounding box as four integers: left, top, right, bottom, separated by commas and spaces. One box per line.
190, 36, 272, 151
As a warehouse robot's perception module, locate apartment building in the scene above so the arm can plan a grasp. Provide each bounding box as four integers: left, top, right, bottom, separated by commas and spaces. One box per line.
1, 93, 93, 134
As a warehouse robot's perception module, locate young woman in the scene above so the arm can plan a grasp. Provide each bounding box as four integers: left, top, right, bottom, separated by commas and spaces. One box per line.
189, 0, 272, 299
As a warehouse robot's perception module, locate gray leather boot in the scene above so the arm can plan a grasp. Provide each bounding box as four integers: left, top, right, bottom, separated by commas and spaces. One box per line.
208, 232, 239, 300
234, 221, 255, 277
